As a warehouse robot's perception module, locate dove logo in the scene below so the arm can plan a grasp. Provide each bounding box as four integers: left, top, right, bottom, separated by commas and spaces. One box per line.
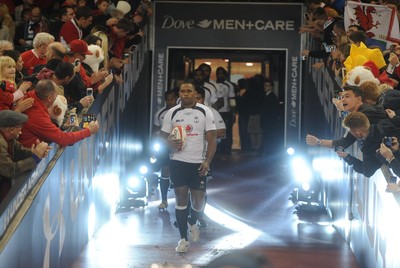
197, 20, 212, 28
161, 15, 195, 29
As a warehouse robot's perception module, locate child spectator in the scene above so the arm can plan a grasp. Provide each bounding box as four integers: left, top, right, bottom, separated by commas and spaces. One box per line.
0, 56, 32, 111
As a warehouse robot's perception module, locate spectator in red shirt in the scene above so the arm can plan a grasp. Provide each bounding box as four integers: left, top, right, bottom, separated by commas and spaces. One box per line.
59, 6, 93, 44
18, 79, 99, 148
21, 32, 54, 75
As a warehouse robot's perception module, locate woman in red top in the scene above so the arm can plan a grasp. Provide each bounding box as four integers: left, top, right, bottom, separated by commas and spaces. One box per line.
0, 56, 32, 111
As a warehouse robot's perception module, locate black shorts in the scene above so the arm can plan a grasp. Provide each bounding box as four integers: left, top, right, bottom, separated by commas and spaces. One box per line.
170, 160, 206, 190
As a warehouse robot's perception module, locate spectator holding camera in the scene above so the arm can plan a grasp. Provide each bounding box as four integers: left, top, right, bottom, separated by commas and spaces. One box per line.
64, 39, 108, 104
379, 137, 400, 173
18, 79, 99, 148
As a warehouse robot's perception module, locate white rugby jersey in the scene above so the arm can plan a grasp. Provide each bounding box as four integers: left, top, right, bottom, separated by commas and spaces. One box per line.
217, 81, 235, 112
162, 103, 216, 163
210, 107, 226, 131
203, 82, 218, 107
153, 107, 169, 128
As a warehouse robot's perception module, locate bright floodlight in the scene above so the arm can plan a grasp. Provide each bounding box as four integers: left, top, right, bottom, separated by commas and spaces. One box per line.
128, 176, 140, 188
153, 142, 161, 152
291, 156, 313, 183
287, 147, 295, 155
302, 182, 311, 191
149, 156, 157, 164
139, 165, 148, 175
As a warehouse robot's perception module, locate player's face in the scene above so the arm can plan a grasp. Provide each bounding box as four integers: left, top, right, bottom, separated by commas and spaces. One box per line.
195, 93, 204, 104
179, 84, 196, 107
165, 94, 177, 108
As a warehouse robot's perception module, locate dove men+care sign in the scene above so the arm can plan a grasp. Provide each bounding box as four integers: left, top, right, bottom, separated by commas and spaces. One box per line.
152, 1, 303, 146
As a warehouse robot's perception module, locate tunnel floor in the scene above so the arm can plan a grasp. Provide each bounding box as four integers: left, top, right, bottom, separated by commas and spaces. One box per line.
71, 150, 360, 268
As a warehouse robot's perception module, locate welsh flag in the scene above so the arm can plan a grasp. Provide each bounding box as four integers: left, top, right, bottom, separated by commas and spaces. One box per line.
345, 1, 400, 49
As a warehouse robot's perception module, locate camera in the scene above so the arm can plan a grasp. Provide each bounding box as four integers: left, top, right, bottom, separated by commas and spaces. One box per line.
86, 87, 93, 96
383, 136, 393, 147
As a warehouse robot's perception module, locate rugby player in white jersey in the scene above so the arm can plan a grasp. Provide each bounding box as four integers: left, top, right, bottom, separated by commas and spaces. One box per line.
160, 81, 217, 253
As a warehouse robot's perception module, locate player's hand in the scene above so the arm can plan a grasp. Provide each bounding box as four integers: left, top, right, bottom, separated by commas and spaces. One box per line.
198, 161, 210, 177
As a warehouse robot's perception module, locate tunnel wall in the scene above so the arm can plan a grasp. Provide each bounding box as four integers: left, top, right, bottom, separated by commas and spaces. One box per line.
0, 32, 151, 268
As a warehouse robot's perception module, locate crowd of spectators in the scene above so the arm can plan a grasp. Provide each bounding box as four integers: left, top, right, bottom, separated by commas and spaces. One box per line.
0, 0, 152, 201
302, 0, 400, 192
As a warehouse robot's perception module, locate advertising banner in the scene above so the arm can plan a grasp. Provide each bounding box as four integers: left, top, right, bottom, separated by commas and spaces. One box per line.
153, 1, 303, 145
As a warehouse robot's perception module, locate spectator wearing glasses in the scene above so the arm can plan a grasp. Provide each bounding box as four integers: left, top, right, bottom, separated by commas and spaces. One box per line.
59, 6, 93, 44
49, 6, 75, 42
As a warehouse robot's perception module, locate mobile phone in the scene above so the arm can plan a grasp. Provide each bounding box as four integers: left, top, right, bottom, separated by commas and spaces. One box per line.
383, 136, 393, 147
86, 88, 93, 96
70, 113, 76, 124
74, 59, 80, 66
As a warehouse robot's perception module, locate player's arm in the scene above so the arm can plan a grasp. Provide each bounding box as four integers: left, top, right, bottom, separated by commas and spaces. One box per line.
198, 130, 217, 177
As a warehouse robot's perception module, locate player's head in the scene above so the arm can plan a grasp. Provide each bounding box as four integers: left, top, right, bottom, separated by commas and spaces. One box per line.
164, 89, 178, 108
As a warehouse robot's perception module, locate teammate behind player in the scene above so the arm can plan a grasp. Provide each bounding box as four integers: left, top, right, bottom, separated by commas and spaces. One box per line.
153, 89, 178, 210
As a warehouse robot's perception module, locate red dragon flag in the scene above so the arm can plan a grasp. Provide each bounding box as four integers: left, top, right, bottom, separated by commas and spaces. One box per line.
345, 1, 400, 49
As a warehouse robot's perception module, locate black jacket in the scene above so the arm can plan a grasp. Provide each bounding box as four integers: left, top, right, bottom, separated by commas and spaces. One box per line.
332, 104, 392, 149
343, 123, 395, 177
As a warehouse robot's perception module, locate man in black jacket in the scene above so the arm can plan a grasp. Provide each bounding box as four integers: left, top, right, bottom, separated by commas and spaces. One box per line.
306, 85, 389, 149
337, 112, 400, 177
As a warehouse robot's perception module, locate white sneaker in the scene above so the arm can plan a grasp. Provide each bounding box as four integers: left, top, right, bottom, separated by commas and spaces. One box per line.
189, 222, 200, 242
175, 239, 190, 253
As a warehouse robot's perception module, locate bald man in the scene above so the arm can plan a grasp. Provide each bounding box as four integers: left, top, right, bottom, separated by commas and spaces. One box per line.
33, 42, 68, 74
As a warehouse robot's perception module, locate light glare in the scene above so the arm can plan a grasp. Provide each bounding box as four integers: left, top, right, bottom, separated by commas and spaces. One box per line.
128, 176, 140, 188
88, 203, 96, 239
287, 147, 295, 155
139, 165, 148, 175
